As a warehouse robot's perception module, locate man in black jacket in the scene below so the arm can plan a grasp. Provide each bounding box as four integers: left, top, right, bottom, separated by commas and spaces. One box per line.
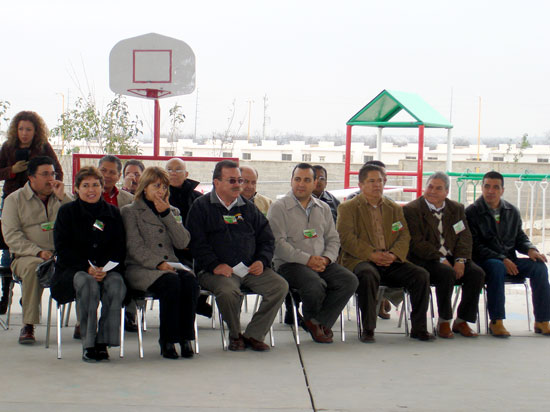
466, 171, 550, 337
187, 160, 288, 351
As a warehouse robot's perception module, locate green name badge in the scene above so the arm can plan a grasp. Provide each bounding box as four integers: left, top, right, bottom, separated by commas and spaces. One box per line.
453, 220, 465, 234
223, 215, 237, 224
174, 215, 183, 224
391, 221, 403, 232
303, 229, 318, 239
40, 221, 54, 232
93, 219, 104, 231
494, 213, 500, 223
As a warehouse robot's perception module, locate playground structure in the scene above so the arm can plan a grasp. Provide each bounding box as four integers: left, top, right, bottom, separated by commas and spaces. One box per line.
344, 89, 453, 198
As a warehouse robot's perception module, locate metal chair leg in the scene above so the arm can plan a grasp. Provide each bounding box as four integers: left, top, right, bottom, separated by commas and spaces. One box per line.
56, 304, 62, 359
290, 293, 300, 345
483, 287, 489, 334
211, 295, 216, 329
219, 303, 227, 350
355, 295, 362, 340
45, 295, 53, 348
340, 311, 345, 342
194, 318, 199, 354
524, 280, 532, 331
269, 325, 274, 347
142, 300, 148, 331
429, 288, 436, 335
136, 305, 144, 359
64, 301, 72, 327
119, 307, 125, 358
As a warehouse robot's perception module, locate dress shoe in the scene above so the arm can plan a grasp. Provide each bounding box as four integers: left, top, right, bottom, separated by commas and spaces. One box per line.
82, 347, 98, 362
228, 335, 246, 351
196, 297, 213, 318
437, 322, 454, 339
303, 319, 332, 343
534, 321, 550, 336
243, 335, 270, 351
95, 343, 110, 361
452, 320, 478, 337
321, 325, 334, 339
18, 324, 35, 344
180, 340, 195, 358
159, 341, 179, 359
73, 324, 81, 340
0, 298, 8, 315
410, 330, 436, 341
378, 299, 391, 320
360, 329, 375, 343
124, 313, 138, 333
489, 320, 511, 338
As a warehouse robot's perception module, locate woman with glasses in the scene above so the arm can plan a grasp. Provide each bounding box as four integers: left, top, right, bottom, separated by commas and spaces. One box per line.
52, 166, 126, 362
121, 167, 198, 359
0, 111, 63, 314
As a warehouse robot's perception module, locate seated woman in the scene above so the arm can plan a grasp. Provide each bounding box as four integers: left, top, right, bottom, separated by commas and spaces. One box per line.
121, 166, 198, 359
52, 166, 126, 362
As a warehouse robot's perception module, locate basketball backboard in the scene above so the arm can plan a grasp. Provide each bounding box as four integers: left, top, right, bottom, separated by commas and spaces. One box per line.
109, 32, 195, 99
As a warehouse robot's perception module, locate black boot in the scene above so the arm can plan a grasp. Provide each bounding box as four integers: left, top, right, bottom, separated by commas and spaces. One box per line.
159, 341, 179, 359
180, 340, 194, 358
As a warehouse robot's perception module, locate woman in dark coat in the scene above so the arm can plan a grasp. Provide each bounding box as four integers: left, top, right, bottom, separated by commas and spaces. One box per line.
52, 166, 126, 362
0, 111, 64, 312
121, 166, 198, 359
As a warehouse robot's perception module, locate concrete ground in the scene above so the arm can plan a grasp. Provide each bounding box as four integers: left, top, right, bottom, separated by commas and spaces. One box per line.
1, 285, 549, 412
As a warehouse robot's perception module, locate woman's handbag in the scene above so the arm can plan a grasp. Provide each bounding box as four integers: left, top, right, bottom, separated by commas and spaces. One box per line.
36, 255, 56, 288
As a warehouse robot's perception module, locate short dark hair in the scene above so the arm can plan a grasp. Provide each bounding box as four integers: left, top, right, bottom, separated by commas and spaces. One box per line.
99, 155, 122, 173
123, 159, 145, 176
365, 160, 386, 169
483, 171, 504, 187
358, 164, 386, 183
312, 165, 327, 180
213, 160, 239, 181
292, 163, 316, 180
75, 166, 104, 188
28, 156, 54, 176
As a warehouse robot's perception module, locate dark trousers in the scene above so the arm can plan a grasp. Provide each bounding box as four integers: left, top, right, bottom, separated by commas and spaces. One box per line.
1, 276, 10, 301
480, 258, 550, 322
277, 263, 358, 328
354, 261, 430, 332
147, 270, 199, 344
417, 260, 484, 323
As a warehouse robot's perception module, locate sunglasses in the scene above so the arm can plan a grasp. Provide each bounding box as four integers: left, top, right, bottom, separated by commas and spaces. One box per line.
221, 178, 244, 185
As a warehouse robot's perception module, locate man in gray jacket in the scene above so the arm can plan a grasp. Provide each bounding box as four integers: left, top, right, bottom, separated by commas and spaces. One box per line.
268, 163, 358, 343
2, 156, 71, 344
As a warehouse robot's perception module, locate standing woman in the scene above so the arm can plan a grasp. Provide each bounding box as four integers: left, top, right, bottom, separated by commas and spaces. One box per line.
52, 166, 126, 362
121, 166, 198, 359
0, 111, 64, 311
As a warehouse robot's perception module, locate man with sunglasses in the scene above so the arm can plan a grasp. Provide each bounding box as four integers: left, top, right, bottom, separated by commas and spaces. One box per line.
312, 165, 339, 224
2, 156, 71, 344
187, 160, 288, 352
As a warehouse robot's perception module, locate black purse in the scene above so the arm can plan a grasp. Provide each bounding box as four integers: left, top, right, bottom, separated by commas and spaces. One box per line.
36, 255, 56, 288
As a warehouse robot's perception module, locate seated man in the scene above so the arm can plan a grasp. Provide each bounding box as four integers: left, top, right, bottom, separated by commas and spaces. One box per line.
466, 171, 550, 337
403, 172, 484, 338
337, 164, 433, 342
166, 157, 212, 318
187, 160, 288, 351
239, 165, 272, 216
98, 155, 133, 208
268, 163, 357, 343
312, 165, 340, 224
122, 159, 144, 195
1, 156, 71, 344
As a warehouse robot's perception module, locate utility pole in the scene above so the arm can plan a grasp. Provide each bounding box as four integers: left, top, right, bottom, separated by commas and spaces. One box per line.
477, 96, 482, 162
262, 94, 268, 140
246, 99, 253, 142
194, 88, 199, 140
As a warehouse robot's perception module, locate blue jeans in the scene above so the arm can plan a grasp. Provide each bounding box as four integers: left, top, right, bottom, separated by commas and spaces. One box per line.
480, 258, 550, 322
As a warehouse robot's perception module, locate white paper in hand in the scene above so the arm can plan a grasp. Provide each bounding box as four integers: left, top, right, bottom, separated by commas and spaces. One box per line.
232, 262, 249, 278
167, 262, 192, 272
88, 260, 119, 272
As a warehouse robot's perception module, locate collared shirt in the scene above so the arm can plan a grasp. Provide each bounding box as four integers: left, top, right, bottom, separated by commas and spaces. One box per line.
291, 193, 315, 218
424, 198, 446, 213
103, 186, 119, 207
365, 198, 385, 251
214, 191, 240, 211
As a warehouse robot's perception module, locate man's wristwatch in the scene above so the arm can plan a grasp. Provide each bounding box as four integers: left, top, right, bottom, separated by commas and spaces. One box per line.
455, 258, 467, 264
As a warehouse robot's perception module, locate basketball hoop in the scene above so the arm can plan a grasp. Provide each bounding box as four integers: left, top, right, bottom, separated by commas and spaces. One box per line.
127, 89, 172, 99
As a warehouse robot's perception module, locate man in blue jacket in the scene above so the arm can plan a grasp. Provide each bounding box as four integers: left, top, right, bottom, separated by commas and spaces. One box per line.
466, 171, 550, 337
187, 160, 288, 351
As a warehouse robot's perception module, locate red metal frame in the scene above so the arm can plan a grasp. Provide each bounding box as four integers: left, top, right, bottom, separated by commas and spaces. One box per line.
344, 124, 424, 198
72, 154, 239, 187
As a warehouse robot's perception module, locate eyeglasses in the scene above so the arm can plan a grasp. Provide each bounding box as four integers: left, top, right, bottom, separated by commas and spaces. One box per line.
36, 172, 56, 178
167, 169, 186, 174
222, 178, 244, 185
150, 182, 168, 190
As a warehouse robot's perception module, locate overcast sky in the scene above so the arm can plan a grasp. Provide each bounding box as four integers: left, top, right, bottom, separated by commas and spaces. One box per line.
2, 0, 550, 141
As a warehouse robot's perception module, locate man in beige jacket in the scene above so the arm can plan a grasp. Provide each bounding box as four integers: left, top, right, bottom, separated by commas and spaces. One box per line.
2, 156, 71, 344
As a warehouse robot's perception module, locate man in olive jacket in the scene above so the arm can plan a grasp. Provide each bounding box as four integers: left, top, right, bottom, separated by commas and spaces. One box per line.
2, 156, 71, 344
337, 164, 432, 342
403, 172, 484, 339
